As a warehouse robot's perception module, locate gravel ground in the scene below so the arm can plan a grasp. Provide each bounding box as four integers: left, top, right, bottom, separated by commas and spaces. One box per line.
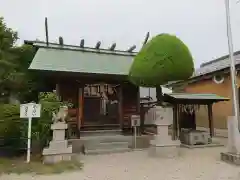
1, 146, 240, 180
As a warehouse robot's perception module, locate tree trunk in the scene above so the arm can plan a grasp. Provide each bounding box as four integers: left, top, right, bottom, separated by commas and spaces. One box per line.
156, 86, 163, 105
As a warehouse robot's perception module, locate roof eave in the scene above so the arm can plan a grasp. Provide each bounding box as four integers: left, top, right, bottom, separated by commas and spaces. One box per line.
163, 93, 229, 105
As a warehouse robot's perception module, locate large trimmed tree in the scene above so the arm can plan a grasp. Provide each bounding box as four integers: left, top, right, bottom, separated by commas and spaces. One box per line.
129, 33, 194, 103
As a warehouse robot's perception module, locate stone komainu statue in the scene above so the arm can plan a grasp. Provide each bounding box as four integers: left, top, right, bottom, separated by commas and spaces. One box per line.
52, 106, 68, 123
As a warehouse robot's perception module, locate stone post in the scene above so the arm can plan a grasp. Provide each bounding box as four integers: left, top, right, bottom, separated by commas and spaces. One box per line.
226, 116, 240, 154
221, 116, 240, 165
149, 106, 180, 158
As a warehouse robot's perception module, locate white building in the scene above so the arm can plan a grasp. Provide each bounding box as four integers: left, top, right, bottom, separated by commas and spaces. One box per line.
140, 86, 172, 101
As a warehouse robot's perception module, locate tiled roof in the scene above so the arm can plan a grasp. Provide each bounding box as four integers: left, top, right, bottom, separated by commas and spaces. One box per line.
194, 52, 240, 77
165, 51, 240, 87
165, 93, 229, 101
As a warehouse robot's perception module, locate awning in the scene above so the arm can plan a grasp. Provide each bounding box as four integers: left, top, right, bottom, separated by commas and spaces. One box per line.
163, 93, 229, 104
29, 47, 134, 76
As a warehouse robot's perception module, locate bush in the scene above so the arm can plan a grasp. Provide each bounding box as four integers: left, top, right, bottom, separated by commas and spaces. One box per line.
30, 92, 71, 153
0, 104, 22, 156
129, 33, 194, 87
0, 92, 72, 156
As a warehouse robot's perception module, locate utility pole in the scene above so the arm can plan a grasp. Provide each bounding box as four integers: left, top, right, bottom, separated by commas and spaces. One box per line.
224, 0, 240, 129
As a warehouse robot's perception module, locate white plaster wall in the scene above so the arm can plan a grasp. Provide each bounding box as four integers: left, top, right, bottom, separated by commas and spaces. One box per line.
140, 86, 172, 100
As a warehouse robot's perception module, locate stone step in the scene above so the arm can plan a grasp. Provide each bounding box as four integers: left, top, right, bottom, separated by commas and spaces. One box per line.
80, 129, 122, 137
85, 147, 131, 155
81, 135, 131, 144
85, 141, 129, 151
83, 136, 131, 155
80, 124, 120, 131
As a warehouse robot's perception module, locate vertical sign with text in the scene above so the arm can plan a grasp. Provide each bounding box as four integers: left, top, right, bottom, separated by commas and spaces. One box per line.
20, 103, 41, 163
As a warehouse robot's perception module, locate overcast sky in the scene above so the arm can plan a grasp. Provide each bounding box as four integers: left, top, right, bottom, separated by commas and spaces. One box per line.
1, 0, 240, 68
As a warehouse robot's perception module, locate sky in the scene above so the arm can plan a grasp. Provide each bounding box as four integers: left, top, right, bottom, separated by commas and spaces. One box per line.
1, 0, 240, 69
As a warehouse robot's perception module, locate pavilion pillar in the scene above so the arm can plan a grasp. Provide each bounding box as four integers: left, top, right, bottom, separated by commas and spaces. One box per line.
78, 84, 84, 130
172, 104, 178, 140
207, 104, 214, 137
56, 83, 60, 98
176, 104, 181, 139
117, 85, 123, 129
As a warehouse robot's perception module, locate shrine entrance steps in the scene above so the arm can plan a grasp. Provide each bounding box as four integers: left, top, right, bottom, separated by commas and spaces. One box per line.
68, 128, 154, 155
80, 131, 131, 155
80, 124, 121, 132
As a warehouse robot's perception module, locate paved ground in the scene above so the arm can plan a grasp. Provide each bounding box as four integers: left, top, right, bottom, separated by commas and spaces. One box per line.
1, 146, 240, 180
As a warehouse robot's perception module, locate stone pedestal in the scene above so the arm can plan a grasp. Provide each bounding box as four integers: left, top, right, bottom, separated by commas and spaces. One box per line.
42, 122, 73, 164
149, 106, 180, 158
221, 116, 240, 165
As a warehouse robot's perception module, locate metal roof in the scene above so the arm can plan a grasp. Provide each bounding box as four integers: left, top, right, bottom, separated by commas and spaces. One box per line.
163, 93, 229, 104
29, 47, 134, 75
165, 93, 229, 101
194, 52, 240, 77
165, 51, 240, 87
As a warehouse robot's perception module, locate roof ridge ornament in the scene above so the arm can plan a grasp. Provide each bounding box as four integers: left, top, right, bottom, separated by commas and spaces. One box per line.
95, 41, 101, 49
45, 17, 49, 46
127, 45, 136, 52
80, 39, 84, 48
142, 32, 150, 46
41, 16, 146, 53
109, 43, 116, 51
58, 36, 64, 46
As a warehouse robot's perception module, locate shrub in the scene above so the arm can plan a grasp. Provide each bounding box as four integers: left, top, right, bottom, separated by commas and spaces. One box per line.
129, 33, 194, 87
30, 92, 72, 153
0, 104, 22, 156
0, 92, 72, 156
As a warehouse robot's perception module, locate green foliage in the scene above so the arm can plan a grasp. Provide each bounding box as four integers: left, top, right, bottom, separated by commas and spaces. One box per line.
0, 17, 18, 50
4, 45, 42, 103
0, 16, 53, 154
0, 104, 21, 152
29, 92, 72, 153
7, 45, 36, 88
0, 17, 19, 102
0, 92, 72, 155
0, 104, 19, 119
39, 92, 72, 115
129, 34, 194, 87
0, 16, 44, 103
